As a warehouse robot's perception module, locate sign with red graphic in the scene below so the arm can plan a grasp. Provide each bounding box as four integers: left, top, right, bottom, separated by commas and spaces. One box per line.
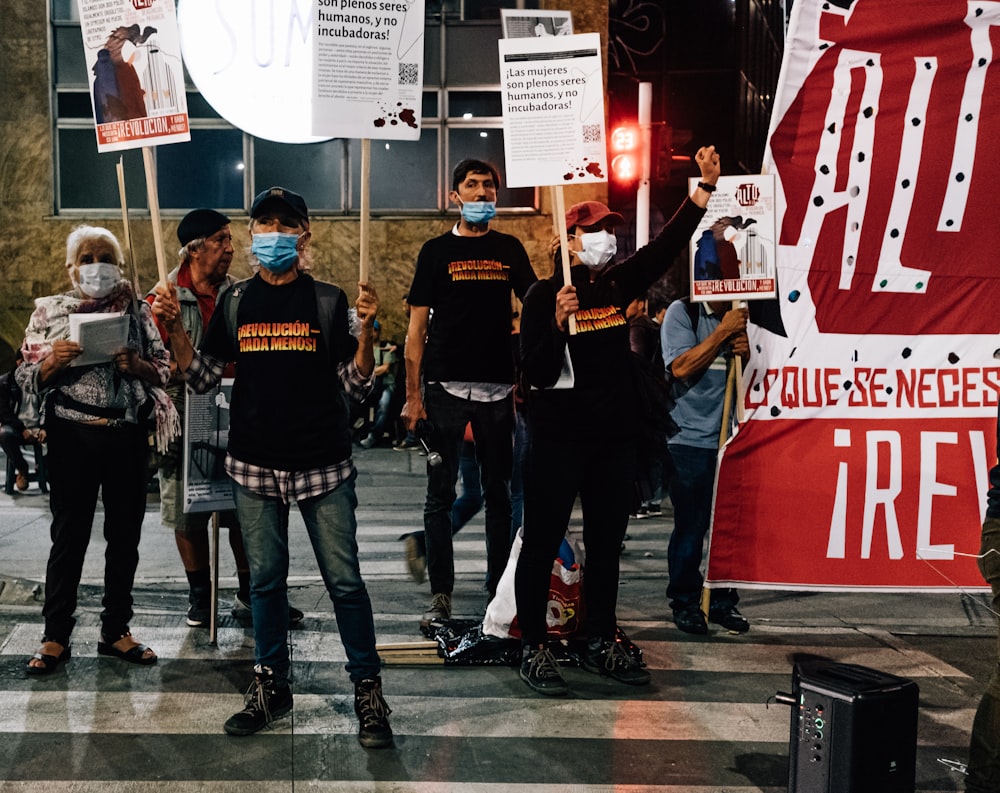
689, 174, 777, 302
76, 0, 189, 152
706, 0, 1000, 592
498, 33, 608, 188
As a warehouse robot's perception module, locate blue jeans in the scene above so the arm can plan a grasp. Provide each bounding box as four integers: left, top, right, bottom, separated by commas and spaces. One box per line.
665, 444, 738, 612
233, 476, 380, 685
371, 384, 394, 437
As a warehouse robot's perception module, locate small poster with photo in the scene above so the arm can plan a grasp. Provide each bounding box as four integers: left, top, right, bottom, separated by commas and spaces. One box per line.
500, 9, 573, 39
183, 379, 235, 514
688, 174, 778, 302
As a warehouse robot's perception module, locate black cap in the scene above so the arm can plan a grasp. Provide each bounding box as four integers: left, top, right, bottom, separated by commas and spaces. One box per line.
177, 209, 230, 247
250, 186, 309, 222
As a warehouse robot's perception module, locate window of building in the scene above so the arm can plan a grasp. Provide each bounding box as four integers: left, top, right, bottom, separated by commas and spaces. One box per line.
50, 0, 538, 215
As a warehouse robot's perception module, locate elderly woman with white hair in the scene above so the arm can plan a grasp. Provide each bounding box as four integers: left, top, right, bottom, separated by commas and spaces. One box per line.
17, 224, 178, 675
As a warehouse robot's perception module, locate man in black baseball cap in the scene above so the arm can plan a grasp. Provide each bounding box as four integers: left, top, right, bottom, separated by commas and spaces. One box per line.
152, 189, 392, 748
250, 186, 308, 223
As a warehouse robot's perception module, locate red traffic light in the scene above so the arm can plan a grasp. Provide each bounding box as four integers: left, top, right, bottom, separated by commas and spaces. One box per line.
609, 124, 640, 184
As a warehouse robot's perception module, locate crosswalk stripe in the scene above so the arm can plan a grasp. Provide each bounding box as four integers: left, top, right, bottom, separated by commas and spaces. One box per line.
0, 689, 973, 746
0, 784, 788, 793
0, 623, 967, 678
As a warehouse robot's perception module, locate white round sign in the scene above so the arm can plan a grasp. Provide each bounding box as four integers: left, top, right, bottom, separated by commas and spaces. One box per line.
177, 0, 332, 144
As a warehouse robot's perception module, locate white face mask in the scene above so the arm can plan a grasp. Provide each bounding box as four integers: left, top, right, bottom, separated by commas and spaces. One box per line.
75, 262, 121, 298
576, 230, 617, 268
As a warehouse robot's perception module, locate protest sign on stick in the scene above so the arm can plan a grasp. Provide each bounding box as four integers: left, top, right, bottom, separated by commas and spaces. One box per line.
77, 0, 189, 287
499, 33, 608, 335
311, 1, 425, 282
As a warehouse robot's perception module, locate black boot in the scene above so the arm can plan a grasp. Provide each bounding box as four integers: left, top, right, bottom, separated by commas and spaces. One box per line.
355, 676, 393, 748
224, 664, 293, 736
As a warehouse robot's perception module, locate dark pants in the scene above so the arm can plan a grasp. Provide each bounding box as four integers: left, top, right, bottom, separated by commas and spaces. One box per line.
0, 424, 28, 472
665, 443, 738, 613
514, 434, 635, 646
422, 383, 513, 599
408, 440, 483, 554
968, 516, 1000, 792
42, 418, 149, 646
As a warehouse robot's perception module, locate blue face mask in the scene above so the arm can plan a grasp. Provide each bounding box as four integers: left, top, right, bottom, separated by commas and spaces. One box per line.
251, 232, 299, 274
460, 200, 497, 225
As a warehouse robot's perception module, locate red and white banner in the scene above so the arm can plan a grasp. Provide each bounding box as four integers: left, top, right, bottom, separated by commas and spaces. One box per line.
707, 0, 1000, 591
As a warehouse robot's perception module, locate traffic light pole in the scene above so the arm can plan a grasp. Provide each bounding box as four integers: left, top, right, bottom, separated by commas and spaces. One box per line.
636, 81, 652, 248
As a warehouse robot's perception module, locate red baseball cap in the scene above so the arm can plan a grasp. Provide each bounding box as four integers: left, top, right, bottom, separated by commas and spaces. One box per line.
565, 200, 624, 230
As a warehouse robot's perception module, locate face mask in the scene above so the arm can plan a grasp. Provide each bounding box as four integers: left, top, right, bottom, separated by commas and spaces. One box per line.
576, 230, 617, 268
251, 232, 300, 274
75, 262, 121, 298
459, 200, 497, 225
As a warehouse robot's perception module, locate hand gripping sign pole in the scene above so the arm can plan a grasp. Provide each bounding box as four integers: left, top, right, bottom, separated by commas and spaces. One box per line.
552, 186, 577, 335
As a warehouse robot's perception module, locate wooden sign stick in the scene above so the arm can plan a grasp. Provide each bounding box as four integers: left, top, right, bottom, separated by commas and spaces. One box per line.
359, 138, 371, 284
141, 146, 169, 286
551, 185, 577, 335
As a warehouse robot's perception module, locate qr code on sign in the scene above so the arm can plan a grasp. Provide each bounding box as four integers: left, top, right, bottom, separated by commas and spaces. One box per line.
398, 63, 419, 85
582, 124, 602, 143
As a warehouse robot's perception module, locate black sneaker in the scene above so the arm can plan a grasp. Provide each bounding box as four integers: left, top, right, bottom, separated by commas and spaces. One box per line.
582, 637, 651, 685
231, 595, 305, 628
355, 676, 393, 748
673, 606, 708, 635
709, 605, 750, 633
186, 586, 211, 628
519, 644, 569, 696
419, 592, 451, 629
223, 664, 293, 736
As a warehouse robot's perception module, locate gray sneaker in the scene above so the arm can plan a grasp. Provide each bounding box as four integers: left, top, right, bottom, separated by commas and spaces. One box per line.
402, 534, 426, 584
419, 592, 451, 629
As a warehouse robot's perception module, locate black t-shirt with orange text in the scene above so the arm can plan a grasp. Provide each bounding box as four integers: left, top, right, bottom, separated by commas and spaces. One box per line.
200, 274, 355, 470
408, 229, 536, 384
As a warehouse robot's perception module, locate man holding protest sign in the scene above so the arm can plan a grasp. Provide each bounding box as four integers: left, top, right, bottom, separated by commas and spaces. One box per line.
152, 187, 392, 747
147, 209, 307, 630
514, 146, 720, 696
661, 296, 750, 635
401, 159, 537, 628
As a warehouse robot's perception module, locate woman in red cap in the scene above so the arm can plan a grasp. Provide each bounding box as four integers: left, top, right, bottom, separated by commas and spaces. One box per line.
514, 145, 721, 696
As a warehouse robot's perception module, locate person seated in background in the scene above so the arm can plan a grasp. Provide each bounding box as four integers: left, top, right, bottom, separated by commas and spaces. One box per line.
0, 351, 44, 492
359, 320, 397, 448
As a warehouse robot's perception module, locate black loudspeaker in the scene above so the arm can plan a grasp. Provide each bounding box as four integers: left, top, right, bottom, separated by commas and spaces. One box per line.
787, 660, 919, 793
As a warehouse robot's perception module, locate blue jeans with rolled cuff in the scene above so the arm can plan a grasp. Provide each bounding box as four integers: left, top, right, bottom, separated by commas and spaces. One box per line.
233, 474, 380, 685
